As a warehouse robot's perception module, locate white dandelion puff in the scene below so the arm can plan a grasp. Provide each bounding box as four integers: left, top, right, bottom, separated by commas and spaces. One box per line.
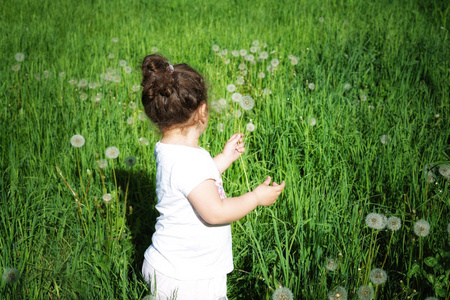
233, 109, 242, 118
245, 54, 255, 61
361, 94, 367, 101
35, 73, 41, 81
309, 118, 317, 127
218, 98, 227, 107
326, 257, 338, 271
112, 37, 119, 43
238, 63, 247, 70
139, 137, 149, 146
78, 79, 88, 88
438, 164, 450, 179
239, 49, 247, 56
12, 64, 21, 71
102, 193, 112, 202
272, 286, 293, 300
227, 84, 236, 93
108, 53, 115, 59
232, 93, 243, 102
328, 286, 347, 300
105, 147, 120, 159
127, 117, 134, 125
246, 122, 255, 132
291, 57, 299, 65
15, 53, 25, 62
357, 285, 374, 300
151, 46, 158, 53
239, 96, 255, 111
387, 216, 401, 231
2, 268, 20, 284
252, 40, 260, 46
217, 123, 225, 132
380, 135, 391, 145
132, 85, 141, 92
125, 156, 137, 167
232, 50, 239, 57
250, 46, 258, 53
271, 59, 280, 67
414, 219, 430, 237
119, 60, 127, 67
212, 44, 220, 51
241, 70, 248, 76
138, 113, 148, 121
308, 83, 315, 90
124, 66, 132, 73
68, 79, 77, 85
344, 83, 352, 90
263, 88, 272, 95
43, 70, 50, 78
70, 135, 85, 148
98, 159, 108, 169
260, 51, 269, 59
319, 17, 325, 23
129, 101, 137, 109
258, 72, 266, 79
369, 268, 387, 285
365, 213, 387, 230
80, 93, 88, 101
224, 59, 230, 64
221, 49, 228, 55
426, 171, 436, 184
236, 77, 245, 85
59, 72, 66, 77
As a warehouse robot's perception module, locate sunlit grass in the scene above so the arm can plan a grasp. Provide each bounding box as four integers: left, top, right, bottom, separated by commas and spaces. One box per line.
1, 0, 449, 299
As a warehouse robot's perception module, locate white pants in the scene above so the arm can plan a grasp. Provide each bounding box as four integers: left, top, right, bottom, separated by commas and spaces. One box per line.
142, 259, 228, 300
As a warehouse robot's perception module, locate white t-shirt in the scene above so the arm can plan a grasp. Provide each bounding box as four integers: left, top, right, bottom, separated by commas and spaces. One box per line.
144, 142, 233, 280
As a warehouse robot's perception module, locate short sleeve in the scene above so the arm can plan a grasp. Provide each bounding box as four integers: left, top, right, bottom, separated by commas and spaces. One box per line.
173, 150, 218, 197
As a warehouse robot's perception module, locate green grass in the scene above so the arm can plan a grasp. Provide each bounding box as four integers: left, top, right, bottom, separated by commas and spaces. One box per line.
1, 0, 449, 299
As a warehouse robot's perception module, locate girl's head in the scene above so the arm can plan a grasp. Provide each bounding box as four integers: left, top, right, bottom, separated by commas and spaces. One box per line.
141, 54, 208, 133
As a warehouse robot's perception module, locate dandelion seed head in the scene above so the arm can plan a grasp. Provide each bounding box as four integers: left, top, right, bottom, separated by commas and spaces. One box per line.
369, 268, 387, 285
361, 94, 367, 101
232, 93, 243, 102
125, 66, 132, 73
414, 219, 430, 237
232, 50, 239, 57
387, 216, 401, 231
260, 51, 269, 59
112, 37, 119, 43
328, 286, 347, 300
217, 123, 225, 132
59, 72, 66, 77
252, 40, 260, 46
2, 268, 20, 284
224, 59, 230, 64
127, 117, 134, 125
272, 286, 293, 300
102, 193, 112, 202
221, 49, 228, 55
119, 60, 127, 67
138, 113, 148, 121
424, 297, 439, 300
233, 109, 242, 118
108, 53, 115, 59
291, 57, 299, 65
128, 101, 137, 109
139, 137, 149, 146
78, 79, 88, 88
12, 64, 21, 71
80, 93, 88, 101
212, 44, 220, 52
308, 83, 315, 90
227, 84, 236, 92
15, 53, 25, 62
125, 156, 137, 167
263, 88, 272, 95
319, 17, 325, 23
70, 134, 85, 148
365, 213, 387, 230
245, 54, 255, 62
240, 49, 247, 56
258, 72, 266, 79
250, 46, 258, 53
98, 159, 108, 169
357, 285, 374, 300
69, 79, 77, 85
132, 85, 141, 92
246, 122, 255, 132
380, 134, 391, 145
326, 257, 338, 271
236, 77, 245, 85
43, 70, 50, 78
239, 96, 254, 111
267, 65, 274, 73
271, 59, 280, 67
35, 73, 41, 81
344, 83, 352, 90
151, 46, 158, 53
218, 98, 227, 107
309, 118, 317, 127
438, 164, 450, 178
239, 63, 246, 70
105, 147, 120, 159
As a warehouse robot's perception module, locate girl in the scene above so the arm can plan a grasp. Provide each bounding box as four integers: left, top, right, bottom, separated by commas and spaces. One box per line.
140, 54, 285, 300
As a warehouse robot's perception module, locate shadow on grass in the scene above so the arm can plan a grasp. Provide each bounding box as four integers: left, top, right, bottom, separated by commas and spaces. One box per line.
115, 168, 158, 275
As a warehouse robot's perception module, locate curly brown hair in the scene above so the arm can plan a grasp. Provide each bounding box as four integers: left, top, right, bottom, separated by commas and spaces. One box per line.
141, 54, 208, 133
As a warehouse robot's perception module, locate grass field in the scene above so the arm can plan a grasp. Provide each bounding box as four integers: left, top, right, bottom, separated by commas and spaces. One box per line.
1, 0, 449, 299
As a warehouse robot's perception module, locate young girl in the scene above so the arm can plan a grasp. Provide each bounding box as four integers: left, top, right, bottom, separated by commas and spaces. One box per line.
140, 54, 285, 300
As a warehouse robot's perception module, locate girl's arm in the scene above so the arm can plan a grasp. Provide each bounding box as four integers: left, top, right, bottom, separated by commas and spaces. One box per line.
188, 176, 285, 225
213, 133, 245, 174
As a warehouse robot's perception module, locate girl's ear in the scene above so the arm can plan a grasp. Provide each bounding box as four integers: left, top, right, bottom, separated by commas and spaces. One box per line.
198, 103, 208, 124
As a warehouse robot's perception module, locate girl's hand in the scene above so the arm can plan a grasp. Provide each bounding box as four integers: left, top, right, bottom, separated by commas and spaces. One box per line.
222, 133, 245, 163
252, 176, 286, 206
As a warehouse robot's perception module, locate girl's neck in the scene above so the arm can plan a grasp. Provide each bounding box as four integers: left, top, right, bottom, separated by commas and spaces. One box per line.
160, 126, 201, 148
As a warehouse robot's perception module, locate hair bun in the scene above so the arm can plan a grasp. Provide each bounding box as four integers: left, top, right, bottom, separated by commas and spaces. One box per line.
141, 54, 176, 98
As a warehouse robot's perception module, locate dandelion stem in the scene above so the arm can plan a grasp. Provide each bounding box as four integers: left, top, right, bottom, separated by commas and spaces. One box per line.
118, 170, 131, 238
382, 231, 394, 269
